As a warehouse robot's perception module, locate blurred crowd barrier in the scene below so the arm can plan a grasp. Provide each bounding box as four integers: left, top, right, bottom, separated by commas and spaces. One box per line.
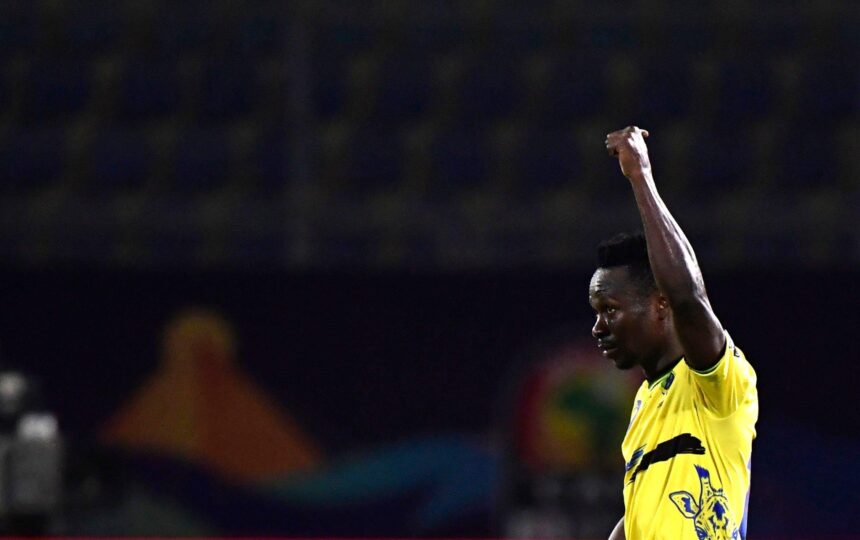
0, 268, 856, 536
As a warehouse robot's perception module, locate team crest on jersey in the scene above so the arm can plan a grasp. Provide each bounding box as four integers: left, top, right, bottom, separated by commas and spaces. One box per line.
662, 372, 675, 390
669, 465, 739, 540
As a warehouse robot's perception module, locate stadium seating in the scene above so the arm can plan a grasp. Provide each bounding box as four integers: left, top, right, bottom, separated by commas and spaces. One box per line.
115, 59, 182, 122
0, 127, 67, 194
172, 128, 233, 196
457, 55, 525, 125
253, 127, 291, 197
717, 57, 775, 123
374, 52, 432, 122
198, 58, 260, 122
0, 0, 855, 267
19, 60, 94, 123
87, 128, 153, 196
799, 59, 858, 122
518, 129, 582, 199
0, 4, 37, 59
534, 53, 606, 127
633, 54, 694, 122
57, 4, 126, 58
431, 128, 491, 199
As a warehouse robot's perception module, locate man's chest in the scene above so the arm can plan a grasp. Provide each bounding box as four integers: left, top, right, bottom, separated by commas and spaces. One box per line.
622, 373, 702, 465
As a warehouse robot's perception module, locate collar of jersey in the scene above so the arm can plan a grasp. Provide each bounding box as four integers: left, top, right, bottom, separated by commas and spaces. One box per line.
647, 357, 683, 390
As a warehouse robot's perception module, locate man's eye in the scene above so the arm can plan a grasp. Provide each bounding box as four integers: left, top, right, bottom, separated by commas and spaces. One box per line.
606, 306, 617, 314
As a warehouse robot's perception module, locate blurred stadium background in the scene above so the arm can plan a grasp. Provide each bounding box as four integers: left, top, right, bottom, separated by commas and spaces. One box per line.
0, 0, 857, 537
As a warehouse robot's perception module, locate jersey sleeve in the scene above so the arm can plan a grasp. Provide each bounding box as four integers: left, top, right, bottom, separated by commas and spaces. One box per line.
688, 332, 757, 417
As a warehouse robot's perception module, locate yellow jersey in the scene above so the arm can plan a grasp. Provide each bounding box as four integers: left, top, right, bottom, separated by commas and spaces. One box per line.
621, 332, 758, 539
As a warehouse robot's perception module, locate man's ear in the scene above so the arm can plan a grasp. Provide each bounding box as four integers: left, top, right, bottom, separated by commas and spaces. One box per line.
655, 294, 671, 320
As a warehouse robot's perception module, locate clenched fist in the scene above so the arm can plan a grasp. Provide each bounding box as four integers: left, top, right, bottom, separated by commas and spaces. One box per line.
605, 126, 651, 180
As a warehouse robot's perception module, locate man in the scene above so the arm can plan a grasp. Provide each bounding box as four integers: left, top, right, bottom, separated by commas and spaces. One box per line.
592, 127, 758, 539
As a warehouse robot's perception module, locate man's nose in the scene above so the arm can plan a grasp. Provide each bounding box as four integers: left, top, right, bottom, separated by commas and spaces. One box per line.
592, 314, 608, 338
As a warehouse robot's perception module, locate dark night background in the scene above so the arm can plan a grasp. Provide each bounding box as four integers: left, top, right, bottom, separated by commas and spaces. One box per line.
0, 0, 857, 537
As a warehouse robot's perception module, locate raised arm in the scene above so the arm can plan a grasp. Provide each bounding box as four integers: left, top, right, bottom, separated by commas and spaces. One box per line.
605, 126, 725, 370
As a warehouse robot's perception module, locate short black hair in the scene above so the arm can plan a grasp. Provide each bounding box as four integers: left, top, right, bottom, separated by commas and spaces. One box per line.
596, 232, 658, 296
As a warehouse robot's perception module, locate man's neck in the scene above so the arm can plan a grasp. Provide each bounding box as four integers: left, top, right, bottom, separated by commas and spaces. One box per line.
641, 338, 685, 383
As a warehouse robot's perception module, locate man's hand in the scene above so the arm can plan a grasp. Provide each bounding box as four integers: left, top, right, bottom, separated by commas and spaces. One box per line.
605, 126, 651, 180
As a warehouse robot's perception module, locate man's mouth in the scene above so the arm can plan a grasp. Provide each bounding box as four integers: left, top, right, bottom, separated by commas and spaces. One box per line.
598, 341, 619, 357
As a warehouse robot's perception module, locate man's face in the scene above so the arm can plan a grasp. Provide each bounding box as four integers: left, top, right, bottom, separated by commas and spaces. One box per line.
588, 266, 664, 370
